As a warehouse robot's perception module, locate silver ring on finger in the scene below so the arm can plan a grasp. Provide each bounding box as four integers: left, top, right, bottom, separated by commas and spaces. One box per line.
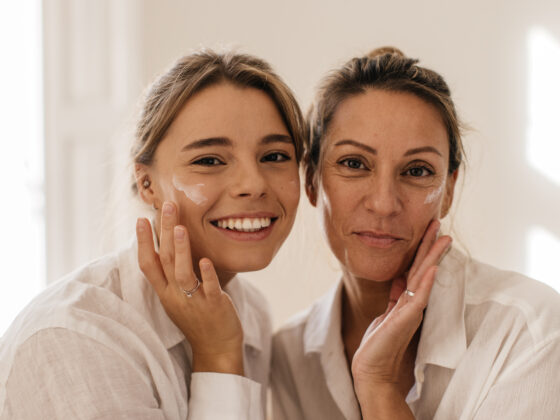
182, 278, 201, 298
405, 289, 415, 297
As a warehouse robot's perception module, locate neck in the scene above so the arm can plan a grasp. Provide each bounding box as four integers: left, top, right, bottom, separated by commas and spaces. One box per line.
340, 269, 394, 368
341, 270, 393, 337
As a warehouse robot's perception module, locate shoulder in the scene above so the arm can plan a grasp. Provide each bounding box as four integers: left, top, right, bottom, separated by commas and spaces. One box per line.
0, 247, 150, 383
462, 254, 560, 344
2, 252, 125, 339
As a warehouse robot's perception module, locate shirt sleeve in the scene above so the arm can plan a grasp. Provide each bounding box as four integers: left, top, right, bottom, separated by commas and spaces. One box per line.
1, 328, 166, 420
473, 334, 560, 419
2, 328, 265, 420
188, 373, 262, 420
270, 333, 305, 420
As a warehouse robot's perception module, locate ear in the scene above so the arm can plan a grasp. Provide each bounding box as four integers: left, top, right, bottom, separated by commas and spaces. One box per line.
305, 163, 318, 207
440, 169, 458, 218
134, 163, 160, 209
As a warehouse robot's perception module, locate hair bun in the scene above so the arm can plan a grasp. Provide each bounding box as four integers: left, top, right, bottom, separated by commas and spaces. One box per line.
366, 46, 405, 59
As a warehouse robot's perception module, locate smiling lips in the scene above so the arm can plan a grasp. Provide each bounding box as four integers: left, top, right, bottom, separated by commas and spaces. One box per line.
210, 216, 277, 241
214, 217, 273, 232
354, 230, 403, 248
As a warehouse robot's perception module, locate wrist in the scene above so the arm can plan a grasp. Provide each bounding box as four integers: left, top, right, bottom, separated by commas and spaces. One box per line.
355, 384, 412, 419
192, 350, 244, 376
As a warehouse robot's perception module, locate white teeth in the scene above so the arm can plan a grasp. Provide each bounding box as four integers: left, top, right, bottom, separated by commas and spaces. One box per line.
215, 217, 273, 232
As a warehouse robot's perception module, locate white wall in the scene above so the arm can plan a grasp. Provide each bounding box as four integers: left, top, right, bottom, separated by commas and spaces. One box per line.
44, 0, 560, 328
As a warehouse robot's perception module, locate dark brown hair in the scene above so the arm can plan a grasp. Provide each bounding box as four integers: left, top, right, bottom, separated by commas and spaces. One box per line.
306, 47, 463, 177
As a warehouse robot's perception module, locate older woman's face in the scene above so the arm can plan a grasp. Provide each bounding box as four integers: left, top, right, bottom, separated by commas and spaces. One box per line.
314, 89, 456, 282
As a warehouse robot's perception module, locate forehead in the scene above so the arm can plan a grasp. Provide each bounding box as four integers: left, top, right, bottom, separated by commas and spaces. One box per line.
326, 89, 449, 154
165, 82, 289, 144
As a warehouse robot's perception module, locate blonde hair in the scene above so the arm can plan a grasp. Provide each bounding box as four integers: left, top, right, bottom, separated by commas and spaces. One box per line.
131, 49, 305, 192
307, 47, 464, 177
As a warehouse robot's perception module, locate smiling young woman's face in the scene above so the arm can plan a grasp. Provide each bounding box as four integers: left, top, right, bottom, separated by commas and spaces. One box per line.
143, 82, 300, 278
314, 89, 457, 282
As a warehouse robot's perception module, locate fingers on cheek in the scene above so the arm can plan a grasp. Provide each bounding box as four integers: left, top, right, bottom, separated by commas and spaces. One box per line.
200, 259, 221, 298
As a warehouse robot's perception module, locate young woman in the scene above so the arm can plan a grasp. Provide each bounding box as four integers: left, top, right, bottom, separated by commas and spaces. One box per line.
271, 48, 560, 419
0, 50, 305, 419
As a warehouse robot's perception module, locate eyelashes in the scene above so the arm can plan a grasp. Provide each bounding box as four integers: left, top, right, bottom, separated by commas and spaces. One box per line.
402, 165, 434, 177
261, 152, 292, 162
338, 157, 366, 170
192, 156, 224, 166
190, 151, 293, 167
336, 157, 437, 180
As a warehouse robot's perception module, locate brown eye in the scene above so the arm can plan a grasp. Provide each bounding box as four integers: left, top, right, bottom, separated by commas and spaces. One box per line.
192, 157, 224, 166
340, 158, 366, 170
405, 166, 433, 177
262, 152, 291, 162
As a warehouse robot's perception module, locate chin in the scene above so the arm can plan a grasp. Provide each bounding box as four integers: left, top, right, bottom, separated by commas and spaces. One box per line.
217, 252, 274, 274
348, 254, 411, 282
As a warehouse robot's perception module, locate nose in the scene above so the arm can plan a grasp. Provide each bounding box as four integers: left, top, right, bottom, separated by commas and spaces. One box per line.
229, 161, 268, 199
363, 173, 402, 217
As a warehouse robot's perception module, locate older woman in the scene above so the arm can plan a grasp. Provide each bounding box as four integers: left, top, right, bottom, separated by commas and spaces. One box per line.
271, 48, 560, 419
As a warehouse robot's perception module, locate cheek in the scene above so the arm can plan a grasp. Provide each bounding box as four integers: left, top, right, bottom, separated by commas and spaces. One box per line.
272, 170, 301, 212
423, 183, 444, 205
172, 175, 209, 206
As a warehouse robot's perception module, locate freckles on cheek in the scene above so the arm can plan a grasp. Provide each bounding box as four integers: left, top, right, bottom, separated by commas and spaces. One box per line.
172, 175, 209, 206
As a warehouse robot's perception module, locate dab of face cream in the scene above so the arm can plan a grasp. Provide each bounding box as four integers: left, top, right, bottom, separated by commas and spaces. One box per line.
424, 184, 444, 204
172, 176, 208, 206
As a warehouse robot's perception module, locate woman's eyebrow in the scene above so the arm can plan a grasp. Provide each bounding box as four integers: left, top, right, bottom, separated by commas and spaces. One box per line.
260, 134, 293, 145
334, 139, 377, 155
181, 137, 232, 152
403, 146, 443, 157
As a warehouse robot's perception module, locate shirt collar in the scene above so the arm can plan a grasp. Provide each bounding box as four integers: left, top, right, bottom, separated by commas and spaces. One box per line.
303, 281, 343, 354
224, 276, 264, 352
117, 231, 264, 353
303, 248, 469, 365
118, 238, 186, 350
303, 282, 363, 420
416, 247, 468, 370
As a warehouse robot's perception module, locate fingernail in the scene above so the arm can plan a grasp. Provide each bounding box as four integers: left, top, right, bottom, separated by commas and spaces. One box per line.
163, 202, 174, 215
200, 259, 211, 271
174, 226, 185, 241
136, 218, 146, 232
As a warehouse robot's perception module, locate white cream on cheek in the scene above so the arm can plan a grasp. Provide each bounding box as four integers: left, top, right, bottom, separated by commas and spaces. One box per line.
424, 183, 444, 205
172, 175, 208, 206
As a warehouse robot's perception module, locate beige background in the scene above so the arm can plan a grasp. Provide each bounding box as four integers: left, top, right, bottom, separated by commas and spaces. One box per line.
43, 0, 560, 328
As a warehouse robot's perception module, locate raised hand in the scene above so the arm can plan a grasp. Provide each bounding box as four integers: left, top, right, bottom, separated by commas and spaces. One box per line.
351, 220, 452, 418
136, 202, 244, 375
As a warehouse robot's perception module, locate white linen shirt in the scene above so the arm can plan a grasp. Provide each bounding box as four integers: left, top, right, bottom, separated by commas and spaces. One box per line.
0, 239, 271, 419
271, 248, 560, 420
